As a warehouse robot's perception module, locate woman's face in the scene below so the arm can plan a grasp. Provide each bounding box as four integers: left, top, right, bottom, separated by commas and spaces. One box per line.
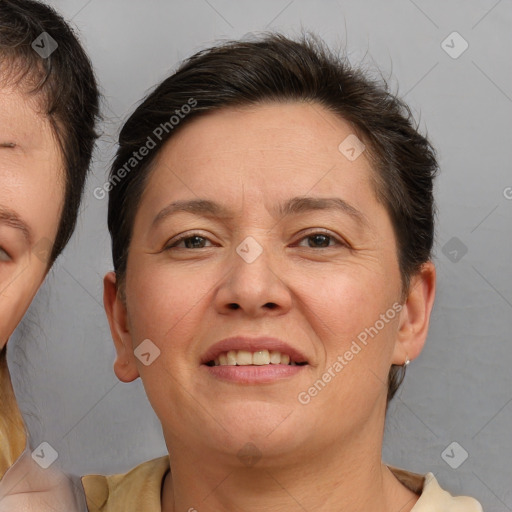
0, 85, 64, 347
109, 102, 433, 463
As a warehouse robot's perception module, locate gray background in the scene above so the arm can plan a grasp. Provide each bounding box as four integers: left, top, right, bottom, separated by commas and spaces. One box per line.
7, 0, 512, 510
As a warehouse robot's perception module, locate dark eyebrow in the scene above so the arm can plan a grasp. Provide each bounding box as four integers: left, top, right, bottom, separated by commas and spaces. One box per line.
152, 199, 231, 228
0, 206, 33, 245
276, 196, 368, 227
152, 196, 368, 229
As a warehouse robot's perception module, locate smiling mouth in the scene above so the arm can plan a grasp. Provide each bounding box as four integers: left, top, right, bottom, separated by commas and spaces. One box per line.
205, 349, 308, 367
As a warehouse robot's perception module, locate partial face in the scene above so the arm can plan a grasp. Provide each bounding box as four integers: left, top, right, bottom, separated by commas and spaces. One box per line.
114, 102, 415, 462
0, 85, 64, 347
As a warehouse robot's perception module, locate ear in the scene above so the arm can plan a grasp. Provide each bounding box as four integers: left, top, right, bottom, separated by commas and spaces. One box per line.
103, 271, 140, 382
392, 261, 436, 365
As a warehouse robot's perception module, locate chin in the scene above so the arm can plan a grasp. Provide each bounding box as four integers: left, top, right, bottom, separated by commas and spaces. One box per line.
212, 404, 310, 450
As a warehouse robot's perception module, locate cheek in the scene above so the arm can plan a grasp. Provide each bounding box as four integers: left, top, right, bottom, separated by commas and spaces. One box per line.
297, 262, 397, 339
295, 267, 399, 400
125, 261, 217, 347
123, 263, 219, 426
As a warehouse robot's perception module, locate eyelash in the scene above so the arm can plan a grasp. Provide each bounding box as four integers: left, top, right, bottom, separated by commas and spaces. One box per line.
165, 230, 347, 250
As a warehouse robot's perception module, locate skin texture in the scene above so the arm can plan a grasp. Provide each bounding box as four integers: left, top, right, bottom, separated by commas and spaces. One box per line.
104, 102, 436, 512
0, 86, 82, 511
0, 86, 64, 348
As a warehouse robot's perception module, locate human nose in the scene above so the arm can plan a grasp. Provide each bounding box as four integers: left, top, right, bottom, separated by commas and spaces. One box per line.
213, 236, 292, 318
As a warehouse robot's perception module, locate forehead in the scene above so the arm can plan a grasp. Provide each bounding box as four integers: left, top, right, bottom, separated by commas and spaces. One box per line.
0, 85, 65, 244
147, 102, 375, 205
0, 85, 64, 183
0, 86, 50, 147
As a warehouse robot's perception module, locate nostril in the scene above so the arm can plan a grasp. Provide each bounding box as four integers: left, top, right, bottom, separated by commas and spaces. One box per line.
228, 303, 240, 310
264, 302, 278, 309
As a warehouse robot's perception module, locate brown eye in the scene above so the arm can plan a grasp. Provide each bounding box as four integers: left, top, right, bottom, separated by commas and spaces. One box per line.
166, 234, 213, 250
307, 234, 332, 248
182, 236, 208, 249
296, 231, 344, 249
0, 247, 11, 262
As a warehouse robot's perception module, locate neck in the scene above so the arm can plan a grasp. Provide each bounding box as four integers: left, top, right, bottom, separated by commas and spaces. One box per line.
161, 409, 418, 512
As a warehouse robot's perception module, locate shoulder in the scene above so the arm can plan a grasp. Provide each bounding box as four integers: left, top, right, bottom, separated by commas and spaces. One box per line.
389, 466, 483, 511
417, 473, 483, 511
82, 456, 170, 512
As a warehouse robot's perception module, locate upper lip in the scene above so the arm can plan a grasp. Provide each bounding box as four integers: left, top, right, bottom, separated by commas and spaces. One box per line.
201, 336, 308, 364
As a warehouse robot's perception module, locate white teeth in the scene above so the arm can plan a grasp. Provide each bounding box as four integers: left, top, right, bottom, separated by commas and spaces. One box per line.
212, 349, 299, 366
237, 350, 253, 365
226, 350, 237, 365
269, 350, 281, 364
253, 350, 270, 365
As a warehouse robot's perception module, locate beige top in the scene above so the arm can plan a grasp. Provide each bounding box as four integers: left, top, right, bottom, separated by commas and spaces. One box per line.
0, 349, 483, 511
82, 456, 483, 512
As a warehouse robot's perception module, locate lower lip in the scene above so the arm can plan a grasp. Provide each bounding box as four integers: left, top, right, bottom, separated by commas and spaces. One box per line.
203, 364, 306, 383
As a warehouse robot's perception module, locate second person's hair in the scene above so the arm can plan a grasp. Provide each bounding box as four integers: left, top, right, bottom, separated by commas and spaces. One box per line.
0, 0, 100, 265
